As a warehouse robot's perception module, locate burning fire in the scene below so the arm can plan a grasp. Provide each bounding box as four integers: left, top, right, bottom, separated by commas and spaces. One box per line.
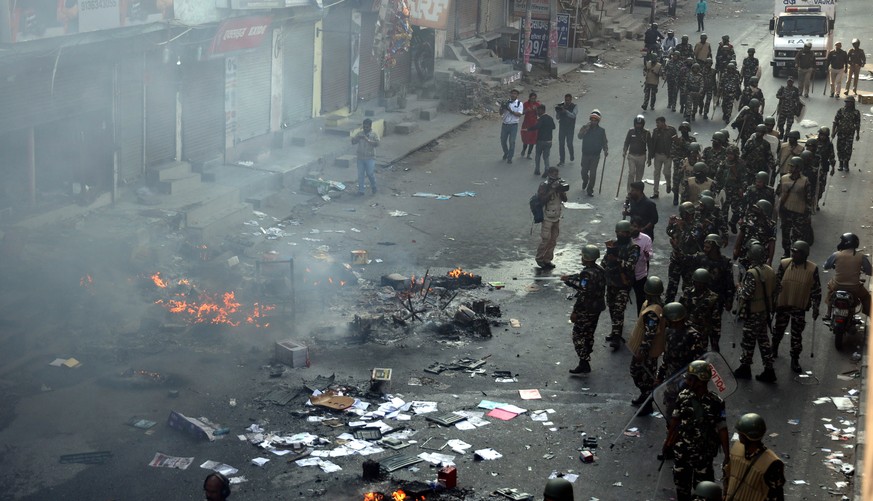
151, 272, 169, 288
151, 274, 275, 328
448, 267, 475, 279
363, 491, 422, 501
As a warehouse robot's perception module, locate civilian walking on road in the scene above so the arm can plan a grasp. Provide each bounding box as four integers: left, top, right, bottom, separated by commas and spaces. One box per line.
555, 94, 577, 166
351, 118, 380, 195
500, 89, 523, 163
535, 167, 568, 269
629, 216, 654, 314
520, 92, 541, 159
695, 0, 707, 32
525, 104, 557, 177
577, 110, 608, 196
625, 182, 659, 243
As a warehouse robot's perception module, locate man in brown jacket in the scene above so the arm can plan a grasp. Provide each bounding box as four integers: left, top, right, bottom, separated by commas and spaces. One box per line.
772, 240, 821, 372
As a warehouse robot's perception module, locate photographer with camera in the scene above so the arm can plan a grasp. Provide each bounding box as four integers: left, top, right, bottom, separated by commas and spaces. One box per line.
535, 167, 569, 269
500, 89, 524, 163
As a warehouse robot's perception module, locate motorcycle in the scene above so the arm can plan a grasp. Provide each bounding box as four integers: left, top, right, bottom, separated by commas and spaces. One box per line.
828, 282, 867, 350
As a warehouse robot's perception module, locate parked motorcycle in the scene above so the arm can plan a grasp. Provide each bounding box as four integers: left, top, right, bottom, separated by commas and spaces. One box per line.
828, 284, 867, 350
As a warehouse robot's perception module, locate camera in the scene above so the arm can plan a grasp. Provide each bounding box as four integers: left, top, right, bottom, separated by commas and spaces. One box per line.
552, 179, 570, 192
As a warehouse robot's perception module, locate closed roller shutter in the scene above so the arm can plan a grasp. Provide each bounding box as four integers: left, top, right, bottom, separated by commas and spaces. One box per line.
481, 0, 506, 33
282, 23, 315, 126
235, 39, 272, 142
390, 47, 411, 87
145, 53, 177, 165
456, 0, 479, 39
358, 12, 381, 101
321, 6, 351, 114
116, 58, 145, 182
182, 59, 225, 163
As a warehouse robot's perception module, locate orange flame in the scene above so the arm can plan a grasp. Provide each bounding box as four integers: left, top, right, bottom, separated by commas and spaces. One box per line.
363, 494, 384, 501
151, 273, 168, 288
392, 490, 407, 501
448, 267, 475, 279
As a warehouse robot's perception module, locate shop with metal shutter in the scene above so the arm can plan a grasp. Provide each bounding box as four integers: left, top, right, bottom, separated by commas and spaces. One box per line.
480, 0, 507, 33
282, 22, 315, 127
455, 1, 479, 39
182, 59, 225, 164
145, 52, 178, 166
115, 57, 144, 182
321, 5, 351, 114
357, 12, 381, 101
235, 37, 273, 142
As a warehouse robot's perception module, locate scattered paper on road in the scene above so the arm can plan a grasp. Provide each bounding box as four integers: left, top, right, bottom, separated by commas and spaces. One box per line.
149, 453, 194, 470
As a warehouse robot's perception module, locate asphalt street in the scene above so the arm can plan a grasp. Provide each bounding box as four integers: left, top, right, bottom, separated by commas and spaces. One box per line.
0, 1, 869, 500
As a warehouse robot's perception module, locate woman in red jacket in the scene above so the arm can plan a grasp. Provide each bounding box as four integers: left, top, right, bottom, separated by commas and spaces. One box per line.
520, 92, 541, 159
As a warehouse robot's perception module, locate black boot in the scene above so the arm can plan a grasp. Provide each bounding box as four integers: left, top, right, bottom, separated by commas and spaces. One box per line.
790, 357, 802, 373
638, 398, 654, 416
631, 391, 649, 406
755, 367, 778, 383
569, 359, 591, 374
733, 364, 752, 379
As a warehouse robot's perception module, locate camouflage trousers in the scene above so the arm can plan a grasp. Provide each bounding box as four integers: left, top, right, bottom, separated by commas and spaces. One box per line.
694, 306, 724, 351
572, 311, 602, 361
680, 89, 689, 114
667, 80, 679, 109
740, 311, 774, 368
672, 159, 686, 204
702, 90, 714, 117
772, 308, 807, 358
779, 210, 813, 255
685, 92, 703, 121
673, 447, 716, 501
643, 83, 659, 109
837, 135, 855, 165
606, 286, 632, 339
722, 187, 744, 225
721, 99, 735, 123
777, 110, 796, 138
666, 253, 693, 302
630, 356, 658, 394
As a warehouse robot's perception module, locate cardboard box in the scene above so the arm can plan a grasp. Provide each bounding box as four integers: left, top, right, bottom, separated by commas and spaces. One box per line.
274, 339, 309, 367
351, 250, 368, 265
857, 91, 873, 105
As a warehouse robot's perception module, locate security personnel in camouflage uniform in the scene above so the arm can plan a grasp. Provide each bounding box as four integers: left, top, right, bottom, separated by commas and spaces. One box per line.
681, 269, 722, 351
799, 150, 823, 212
777, 130, 803, 176
663, 360, 730, 501
773, 240, 821, 373
675, 34, 694, 61
543, 477, 575, 501
734, 200, 777, 270
679, 58, 695, 115
775, 77, 802, 139
692, 234, 736, 351
813, 129, 836, 207
602, 221, 641, 351
724, 414, 786, 501
731, 99, 763, 148
714, 145, 746, 232
682, 162, 714, 204
695, 196, 729, 249
733, 243, 778, 382
741, 48, 759, 88
715, 35, 736, 81
741, 125, 775, 179
738, 76, 766, 113
832, 95, 861, 171
700, 58, 717, 119
665, 52, 684, 112
656, 303, 707, 418
739, 173, 775, 221
672, 126, 698, 205
701, 131, 727, 179
628, 276, 666, 416
563, 244, 607, 374
685, 64, 705, 121
666, 202, 702, 301
776, 157, 814, 258
718, 62, 742, 124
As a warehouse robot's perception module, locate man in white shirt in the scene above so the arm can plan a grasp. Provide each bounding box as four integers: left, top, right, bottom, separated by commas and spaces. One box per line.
631, 216, 654, 315
500, 89, 524, 164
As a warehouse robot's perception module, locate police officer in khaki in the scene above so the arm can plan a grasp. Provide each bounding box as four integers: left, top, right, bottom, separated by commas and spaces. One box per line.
723, 413, 785, 500
682, 162, 714, 204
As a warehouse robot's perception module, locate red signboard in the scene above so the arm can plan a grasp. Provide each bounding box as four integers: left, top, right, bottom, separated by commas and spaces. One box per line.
210, 16, 272, 55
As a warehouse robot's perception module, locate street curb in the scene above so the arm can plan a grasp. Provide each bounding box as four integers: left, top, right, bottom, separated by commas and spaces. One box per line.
380, 115, 476, 168
856, 349, 866, 501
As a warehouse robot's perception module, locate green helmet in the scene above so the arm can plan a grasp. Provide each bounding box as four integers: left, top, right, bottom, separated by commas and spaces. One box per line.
787, 130, 801, 140
704, 233, 722, 246
747, 243, 766, 264
692, 268, 712, 284
755, 199, 773, 216
615, 220, 632, 233
694, 481, 723, 500
699, 195, 715, 211
789, 156, 803, 168
763, 116, 775, 126
700, 189, 715, 199
543, 477, 574, 501
818, 126, 830, 136
755, 123, 767, 134
693, 162, 708, 175
800, 150, 814, 162
712, 131, 727, 143
791, 240, 810, 259
727, 61, 737, 68
680, 121, 692, 132
749, 98, 760, 109
663, 302, 688, 321
755, 171, 769, 183
581, 244, 600, 261
736, 413, 767, 441
688, 142, 701, 153
725, 145, 740, 157
805, 136, 818, 147
644, 276, 665, 295
687, 360, 713, 381
679, 201, 696, 217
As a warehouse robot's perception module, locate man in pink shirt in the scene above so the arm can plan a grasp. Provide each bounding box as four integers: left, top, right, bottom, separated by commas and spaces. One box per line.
631, 216, 654, 315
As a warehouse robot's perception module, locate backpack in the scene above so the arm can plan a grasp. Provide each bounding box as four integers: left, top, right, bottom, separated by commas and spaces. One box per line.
529, 193, 544, 224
